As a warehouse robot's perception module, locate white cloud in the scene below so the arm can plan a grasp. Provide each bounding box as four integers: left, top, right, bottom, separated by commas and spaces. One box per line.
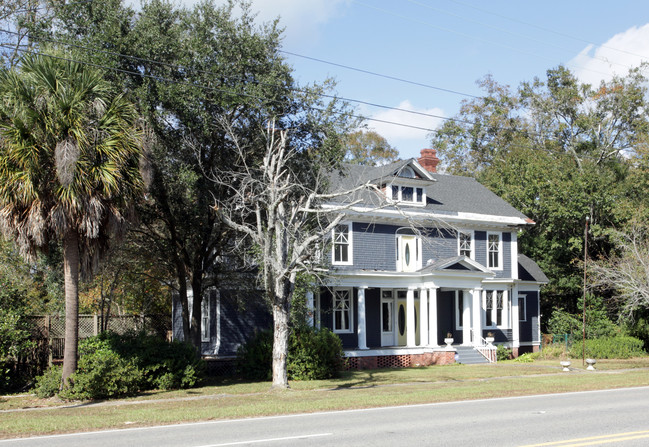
570, 24, 649, 86
232, 0, 350, 45
365, 100, 446, 159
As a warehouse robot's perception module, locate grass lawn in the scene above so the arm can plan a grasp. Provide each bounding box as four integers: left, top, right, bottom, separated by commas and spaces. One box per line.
2, 358, 649, 439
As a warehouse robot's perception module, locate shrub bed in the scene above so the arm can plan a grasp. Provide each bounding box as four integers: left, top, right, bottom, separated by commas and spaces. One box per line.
569, 336, 646, 359
33, 332, 204, 400
237, 327, 344, 381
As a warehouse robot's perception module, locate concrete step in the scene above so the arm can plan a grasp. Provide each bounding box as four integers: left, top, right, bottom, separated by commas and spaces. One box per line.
454, 346, 491, 365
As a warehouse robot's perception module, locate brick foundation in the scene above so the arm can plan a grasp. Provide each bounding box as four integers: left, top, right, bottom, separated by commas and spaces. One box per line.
344, 350, 455, 371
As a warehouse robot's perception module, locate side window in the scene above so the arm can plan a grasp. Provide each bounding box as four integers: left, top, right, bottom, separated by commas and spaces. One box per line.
201, 294, 210, 342
332, 223, 353, 265
333, 289, 353, 333
458, 231, 473, 258
518, 295, 527, 322
487, 232, 502, 269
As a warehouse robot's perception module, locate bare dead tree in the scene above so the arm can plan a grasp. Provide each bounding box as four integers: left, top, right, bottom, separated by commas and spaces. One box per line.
212, 118, 382, 389
589, 226, 649, 319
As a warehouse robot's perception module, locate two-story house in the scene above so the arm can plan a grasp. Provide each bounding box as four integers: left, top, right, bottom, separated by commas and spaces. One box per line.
173, 149, 547, 369
312, 149, 547, 368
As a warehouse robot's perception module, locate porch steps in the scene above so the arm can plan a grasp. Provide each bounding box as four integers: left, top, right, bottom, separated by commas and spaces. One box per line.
454, 346, 491, 365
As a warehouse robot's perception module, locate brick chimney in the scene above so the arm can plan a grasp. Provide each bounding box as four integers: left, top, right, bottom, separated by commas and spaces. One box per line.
418, 148, 439, 173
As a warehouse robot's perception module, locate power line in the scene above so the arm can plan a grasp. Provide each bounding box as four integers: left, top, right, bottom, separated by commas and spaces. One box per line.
0, 43, 444, 134
279, 50, 479, 99
0, 28, 469, 126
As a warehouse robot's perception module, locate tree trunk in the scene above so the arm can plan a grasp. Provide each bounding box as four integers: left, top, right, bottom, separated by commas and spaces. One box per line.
190, 275, 203, 351
271, 298, 290, 389
61, 229, 80, 388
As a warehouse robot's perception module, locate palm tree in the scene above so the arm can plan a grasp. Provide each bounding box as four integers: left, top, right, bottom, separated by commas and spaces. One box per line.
0, 50, 144, 386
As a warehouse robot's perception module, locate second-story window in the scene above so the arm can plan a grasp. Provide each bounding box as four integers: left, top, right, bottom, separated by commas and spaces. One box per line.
458, 231, 473, 258
389, 185, 425, 205
332, 223, 352, 265
487, 233, 501, 269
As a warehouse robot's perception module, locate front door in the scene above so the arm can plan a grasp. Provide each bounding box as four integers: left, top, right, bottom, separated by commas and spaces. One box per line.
396, 290, 420, 346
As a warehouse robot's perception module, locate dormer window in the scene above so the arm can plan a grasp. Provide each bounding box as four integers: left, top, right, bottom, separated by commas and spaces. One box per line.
389, 185, 426, 205
399, 166, 416, 178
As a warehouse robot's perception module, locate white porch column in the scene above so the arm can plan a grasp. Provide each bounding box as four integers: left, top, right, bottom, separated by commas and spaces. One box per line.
501, 289, 509, 331
428, 288, 438, 347
357, 287, 368, 350
406, 288, 416, 347
462, 291, 471, 346
472, 288, 483, 346
420, 288, 428, 347
512, 286, 520, 349
306, 291, 314, 327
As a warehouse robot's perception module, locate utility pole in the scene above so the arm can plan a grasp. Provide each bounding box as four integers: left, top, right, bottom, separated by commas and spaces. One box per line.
582, 216, 589, 366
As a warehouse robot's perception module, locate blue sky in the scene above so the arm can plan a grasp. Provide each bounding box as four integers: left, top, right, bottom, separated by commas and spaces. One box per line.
216, 0, 649, 160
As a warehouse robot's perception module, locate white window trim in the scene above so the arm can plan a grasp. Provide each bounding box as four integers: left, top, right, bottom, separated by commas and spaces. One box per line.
201, 292, 210, 342
484, 290, 509, 329
518, 294, 527, 322
388, 184, 427, 207
458, 230, 475, 259
396, 234, 422, 271
332, 222, 353, 265
487, 232, 503, 270
333, 288, 354, 334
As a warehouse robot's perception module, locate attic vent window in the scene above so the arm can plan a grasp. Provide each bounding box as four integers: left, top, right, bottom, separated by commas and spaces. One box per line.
399, 166, 416, 178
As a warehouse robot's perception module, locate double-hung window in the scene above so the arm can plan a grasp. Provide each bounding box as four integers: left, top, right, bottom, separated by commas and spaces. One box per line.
487, 232, 502, 269
518, 295, 527, 322
389, 184, 425, 205
333, 289, 353, 333
485, 290, 506, 328
332, 223, 352, 265
458, 231, 473, 258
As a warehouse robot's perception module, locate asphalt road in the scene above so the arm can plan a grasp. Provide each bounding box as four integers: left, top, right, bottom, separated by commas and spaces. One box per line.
3, 386, 649, 446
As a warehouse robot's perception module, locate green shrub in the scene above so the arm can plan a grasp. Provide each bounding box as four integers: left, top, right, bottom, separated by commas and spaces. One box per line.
514, 353, 534, 363
0, 308, 35, 392
569, 336, 646, 359
533, 344, 568, 360
32, 332, 205, 400
60, 337, 142, 400
496, 345, 511, 361
288, 328, 344, 380
236, 329, 273, 381
33, 365, 62, 398
237, 327, 344, 381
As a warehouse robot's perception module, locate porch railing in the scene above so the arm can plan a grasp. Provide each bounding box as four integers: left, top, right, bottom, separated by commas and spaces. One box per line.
474, 335, 497, 363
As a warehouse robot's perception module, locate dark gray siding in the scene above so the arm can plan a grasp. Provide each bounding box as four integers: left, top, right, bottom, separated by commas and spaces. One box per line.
336, 223, 461, 271
351, 223, 396, 270
217, 291, 272, 356
172, 290, 272, 357
519, 290, 540, 343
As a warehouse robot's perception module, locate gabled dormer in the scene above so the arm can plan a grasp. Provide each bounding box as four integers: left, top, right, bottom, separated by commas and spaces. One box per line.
379, 159, 436, 207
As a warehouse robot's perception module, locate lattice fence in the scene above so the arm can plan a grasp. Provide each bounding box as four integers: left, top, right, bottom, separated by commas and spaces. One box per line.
27, 314, 171, 361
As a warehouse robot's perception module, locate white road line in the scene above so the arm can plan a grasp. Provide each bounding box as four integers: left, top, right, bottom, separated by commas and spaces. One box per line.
194, 432, 333, 446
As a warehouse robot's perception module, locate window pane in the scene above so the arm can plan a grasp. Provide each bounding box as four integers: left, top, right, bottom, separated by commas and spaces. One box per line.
518, 297, 526, 321
402, 187, 413, 201
459, 232, 471, 257
416, 188, 423, 202
391, 186, 399, 200
496, 291, 503, 326
457, 293, 463, 327
333, 225, 350, 263
486, 291, 493, 327
382, 302, 392, 332
488, 234, 500, 268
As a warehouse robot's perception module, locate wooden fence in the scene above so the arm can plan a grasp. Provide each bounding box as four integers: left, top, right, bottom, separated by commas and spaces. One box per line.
27, 314, 171, 365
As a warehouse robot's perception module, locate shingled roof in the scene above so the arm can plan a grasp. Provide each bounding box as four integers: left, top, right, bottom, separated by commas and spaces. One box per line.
328, 159, 532, 223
